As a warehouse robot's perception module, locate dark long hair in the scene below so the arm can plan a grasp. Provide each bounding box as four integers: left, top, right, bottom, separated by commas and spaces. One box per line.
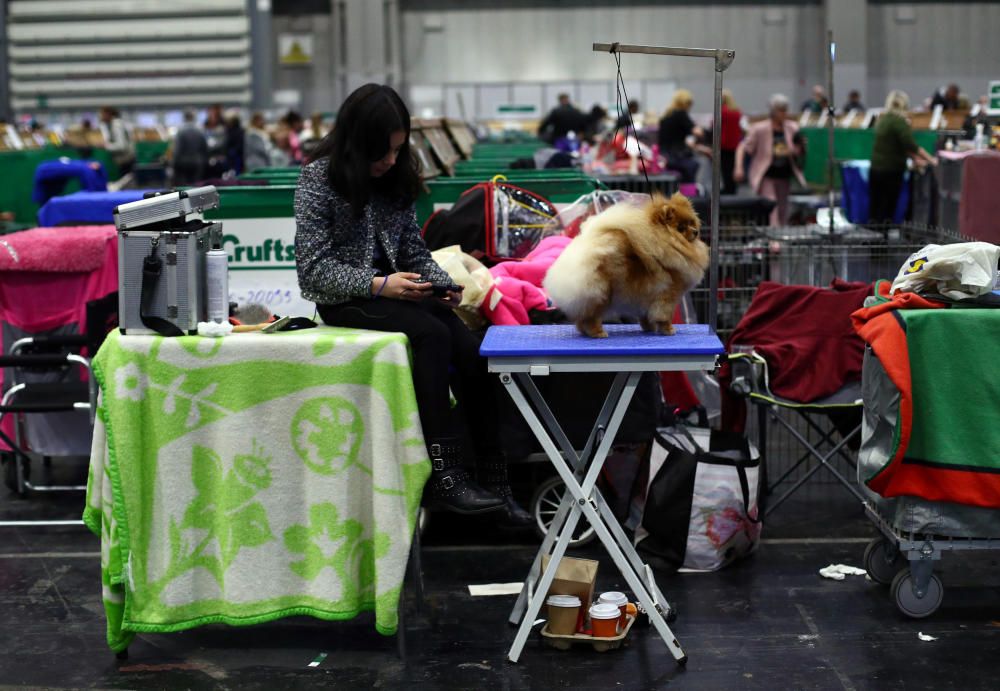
309, 84, 421, 218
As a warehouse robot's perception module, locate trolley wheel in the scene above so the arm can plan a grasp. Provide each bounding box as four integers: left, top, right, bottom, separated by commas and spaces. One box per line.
864, 537, 902, 586
115, 648, 129, 660
891, 569, 943, 619
530, 476, 595, 548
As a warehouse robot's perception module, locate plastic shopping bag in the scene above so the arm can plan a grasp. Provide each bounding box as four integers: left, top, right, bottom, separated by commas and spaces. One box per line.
891, 242, 1000, 299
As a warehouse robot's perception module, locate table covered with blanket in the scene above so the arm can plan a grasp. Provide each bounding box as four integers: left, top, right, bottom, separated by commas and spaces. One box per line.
85, 327, 430, 652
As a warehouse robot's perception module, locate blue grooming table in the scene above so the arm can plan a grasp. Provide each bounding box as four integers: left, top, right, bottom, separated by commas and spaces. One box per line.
482, 323, 723, 664
37, 190, 154, 226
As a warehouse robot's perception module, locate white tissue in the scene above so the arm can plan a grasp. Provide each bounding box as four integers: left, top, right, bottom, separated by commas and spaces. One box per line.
918, 632, 938, 642
818, 564, 868, 581
197, 320, 233, 337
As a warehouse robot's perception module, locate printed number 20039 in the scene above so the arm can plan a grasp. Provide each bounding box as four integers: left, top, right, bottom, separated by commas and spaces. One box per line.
235, 289, 293, 306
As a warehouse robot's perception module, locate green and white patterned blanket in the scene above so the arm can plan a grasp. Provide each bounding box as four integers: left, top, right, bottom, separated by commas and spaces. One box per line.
84, 327, 430, 652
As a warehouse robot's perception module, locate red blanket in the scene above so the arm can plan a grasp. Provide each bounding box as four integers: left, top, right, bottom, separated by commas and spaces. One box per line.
721, 280, 871, 429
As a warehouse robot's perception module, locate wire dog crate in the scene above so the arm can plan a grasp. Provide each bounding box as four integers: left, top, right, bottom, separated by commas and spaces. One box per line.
691, 222, 966, 496
689, 222, 967, 342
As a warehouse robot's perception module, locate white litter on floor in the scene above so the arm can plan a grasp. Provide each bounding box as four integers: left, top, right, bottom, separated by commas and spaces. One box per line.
918, 632, 938, 642
467, 582, 524, 596
818, 564, 868, 580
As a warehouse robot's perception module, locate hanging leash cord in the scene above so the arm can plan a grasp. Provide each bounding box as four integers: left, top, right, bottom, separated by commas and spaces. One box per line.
609, 43, 654, 201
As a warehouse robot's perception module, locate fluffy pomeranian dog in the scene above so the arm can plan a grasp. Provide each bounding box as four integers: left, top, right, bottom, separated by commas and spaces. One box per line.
543, 192, 709, 338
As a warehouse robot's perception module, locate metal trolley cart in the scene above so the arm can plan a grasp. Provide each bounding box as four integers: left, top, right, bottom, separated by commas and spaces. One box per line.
857, 328, 1000, 618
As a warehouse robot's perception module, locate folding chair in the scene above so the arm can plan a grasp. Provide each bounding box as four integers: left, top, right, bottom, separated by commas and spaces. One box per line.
728, 351, 866, 516
1, 292, 116, 498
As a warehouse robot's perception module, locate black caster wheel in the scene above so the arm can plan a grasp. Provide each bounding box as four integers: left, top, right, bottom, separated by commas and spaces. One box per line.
115, 649, 129, 660
891, 569, 943, 619
864, 537, 902, 586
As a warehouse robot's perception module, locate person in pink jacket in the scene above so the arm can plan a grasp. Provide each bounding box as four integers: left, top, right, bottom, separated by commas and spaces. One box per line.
734, 94, 806, 226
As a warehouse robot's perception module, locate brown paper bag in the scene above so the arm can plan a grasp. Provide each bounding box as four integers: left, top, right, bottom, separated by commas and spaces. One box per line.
541, 555, 599, 610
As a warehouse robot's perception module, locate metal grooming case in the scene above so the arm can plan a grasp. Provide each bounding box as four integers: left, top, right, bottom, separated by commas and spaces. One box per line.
115, 188, 223, 335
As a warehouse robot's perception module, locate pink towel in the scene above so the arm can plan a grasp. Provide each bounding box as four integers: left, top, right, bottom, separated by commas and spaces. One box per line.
0, 225, 117, 272
481, 235, 571, 325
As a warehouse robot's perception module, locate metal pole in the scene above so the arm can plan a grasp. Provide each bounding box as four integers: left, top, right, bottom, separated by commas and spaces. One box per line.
826, 30, 836, 235
592, 42, 733, 335
710, 61, 723, 333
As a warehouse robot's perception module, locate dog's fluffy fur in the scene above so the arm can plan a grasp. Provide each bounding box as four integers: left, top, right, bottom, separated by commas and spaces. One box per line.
543, 192, 709, 338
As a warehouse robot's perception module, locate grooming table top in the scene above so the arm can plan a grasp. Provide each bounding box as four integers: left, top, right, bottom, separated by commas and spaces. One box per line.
481, 324, 724, 374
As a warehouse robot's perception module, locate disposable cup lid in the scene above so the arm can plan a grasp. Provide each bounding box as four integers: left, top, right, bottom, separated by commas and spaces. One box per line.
589, 603, 621, 619
598, 591, 628, 607
546, 594, 581, 608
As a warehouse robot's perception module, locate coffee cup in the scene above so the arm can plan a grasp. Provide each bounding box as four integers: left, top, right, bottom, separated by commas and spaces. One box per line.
598, 591, 629, 629
546, 594, 581, 635
589, 602, 621, 638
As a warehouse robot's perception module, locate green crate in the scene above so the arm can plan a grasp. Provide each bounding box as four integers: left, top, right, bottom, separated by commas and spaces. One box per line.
135, 140, 169, 164
204, 185, 297, 219
799, 127, 937, 189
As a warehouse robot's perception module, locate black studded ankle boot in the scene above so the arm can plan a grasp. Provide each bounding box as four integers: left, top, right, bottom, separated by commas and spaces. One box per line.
478, 455, 534, 528
426, 438, 505, 515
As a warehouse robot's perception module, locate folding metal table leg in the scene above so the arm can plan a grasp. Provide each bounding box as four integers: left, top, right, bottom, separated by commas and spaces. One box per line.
506, 372, 627, 626
503, 371, 685, 663
593, 488, 671, 613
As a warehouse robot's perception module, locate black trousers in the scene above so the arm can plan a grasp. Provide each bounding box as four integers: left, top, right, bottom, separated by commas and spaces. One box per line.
869, 168, 906, 224
317, 298, 500, 455
721, 149, 737, 195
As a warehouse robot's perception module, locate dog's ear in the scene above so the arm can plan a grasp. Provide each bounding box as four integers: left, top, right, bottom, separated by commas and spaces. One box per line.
649, 194, 676, 227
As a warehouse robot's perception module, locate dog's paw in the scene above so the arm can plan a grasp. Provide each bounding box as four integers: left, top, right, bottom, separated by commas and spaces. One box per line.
655, 322, 676, 335
577, 319, 608, 338
639, 317, 654, 332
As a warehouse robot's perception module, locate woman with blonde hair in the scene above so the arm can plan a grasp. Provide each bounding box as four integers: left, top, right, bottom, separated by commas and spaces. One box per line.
658, 88, 703, 182
869, 90, 937, 223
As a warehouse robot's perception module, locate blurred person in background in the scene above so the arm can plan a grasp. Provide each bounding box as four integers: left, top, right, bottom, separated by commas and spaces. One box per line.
281, 110, 306, 163
717, 89, 743, 194
223, 110, 245, 176
301, 111, 328, 159
270, 127, 293, 167
537, 93, 587, 145
99, 106, 135, 177
615, 99, 641, 131
171, 110, 208, 186
800, 84, 828, 115
931, 83, 961, 111
734, 93, 805, 226
842, 90, 866, 113
244, 112, 274, 171
657, 89, 705, 183
204, 104, 227, 177
870, 90, 937, 224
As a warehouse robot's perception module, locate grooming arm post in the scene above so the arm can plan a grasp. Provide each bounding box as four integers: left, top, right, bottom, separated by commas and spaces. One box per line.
593, 43, 735, 334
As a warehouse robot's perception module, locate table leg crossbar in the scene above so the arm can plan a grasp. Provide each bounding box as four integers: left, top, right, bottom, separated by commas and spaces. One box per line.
501, 371, 686, 664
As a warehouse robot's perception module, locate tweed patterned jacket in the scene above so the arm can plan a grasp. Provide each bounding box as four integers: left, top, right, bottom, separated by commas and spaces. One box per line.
294, 158, 450, 305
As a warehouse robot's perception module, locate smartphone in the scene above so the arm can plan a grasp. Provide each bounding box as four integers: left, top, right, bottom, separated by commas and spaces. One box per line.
430, 283, 463, 297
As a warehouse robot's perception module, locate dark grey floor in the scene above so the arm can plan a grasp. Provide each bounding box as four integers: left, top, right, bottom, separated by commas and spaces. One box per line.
2, 457, 999, 690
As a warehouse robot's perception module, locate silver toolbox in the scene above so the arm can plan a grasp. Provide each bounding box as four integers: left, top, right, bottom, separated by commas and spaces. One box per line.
117, 222, 223, 335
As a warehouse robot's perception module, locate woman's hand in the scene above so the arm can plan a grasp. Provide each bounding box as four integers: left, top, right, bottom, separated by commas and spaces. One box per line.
373, 272, 432, 301
733, 168, 745, 183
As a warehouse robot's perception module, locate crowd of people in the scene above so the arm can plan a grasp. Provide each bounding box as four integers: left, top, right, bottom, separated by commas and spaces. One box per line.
535, 79, 987, 226
169, 106, 325, 184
